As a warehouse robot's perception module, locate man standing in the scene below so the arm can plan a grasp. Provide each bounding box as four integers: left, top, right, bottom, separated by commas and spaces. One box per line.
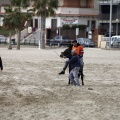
66, 50, 80, 86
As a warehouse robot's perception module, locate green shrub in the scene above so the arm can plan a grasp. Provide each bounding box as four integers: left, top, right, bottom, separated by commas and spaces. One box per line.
0, 26, 16, 36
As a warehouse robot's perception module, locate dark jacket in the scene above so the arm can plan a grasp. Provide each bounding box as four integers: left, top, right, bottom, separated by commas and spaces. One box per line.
66, 54, 80, 69
0, 57, 3, 71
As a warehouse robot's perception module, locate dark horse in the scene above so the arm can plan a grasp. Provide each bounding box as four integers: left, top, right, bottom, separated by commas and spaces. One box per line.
60, 44, 84, 85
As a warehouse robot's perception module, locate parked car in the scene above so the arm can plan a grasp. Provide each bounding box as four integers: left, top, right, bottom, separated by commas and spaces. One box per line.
111, 36, 120, 47
77, 38, 95, 47
0, 35, 7, 43
49, 36, 71, 46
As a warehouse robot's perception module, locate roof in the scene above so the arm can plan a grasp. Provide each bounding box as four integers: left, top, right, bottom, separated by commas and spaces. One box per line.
0, 0, 11, 6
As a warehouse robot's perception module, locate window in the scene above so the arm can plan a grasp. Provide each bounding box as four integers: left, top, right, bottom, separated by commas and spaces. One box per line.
51, 19, 57, 28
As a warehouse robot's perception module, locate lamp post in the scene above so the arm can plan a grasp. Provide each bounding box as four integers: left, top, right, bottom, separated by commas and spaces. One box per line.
109, 0, 113, 48
116, 19, 119, 35
59, 26, 60, 37
39, 17, 42, 49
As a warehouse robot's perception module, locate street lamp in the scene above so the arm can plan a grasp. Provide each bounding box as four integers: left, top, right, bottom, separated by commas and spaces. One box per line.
39, 17, 42, 49
116, 19, 119, 35
59, 26, 61, 36
109, 0, 113, 48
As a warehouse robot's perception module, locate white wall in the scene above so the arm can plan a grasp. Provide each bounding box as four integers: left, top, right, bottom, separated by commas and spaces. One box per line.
0, 17, 4, 26
46, 17, 98, 30
94, 0, 99, 9
46, 17, 51, 28
59, 0, 64, 6
1, 6, 5, 13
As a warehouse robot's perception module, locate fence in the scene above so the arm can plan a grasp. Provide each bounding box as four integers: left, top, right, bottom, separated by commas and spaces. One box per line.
21, 39, 51, 47
102, 36, 120, 48
21, 39, 39, 46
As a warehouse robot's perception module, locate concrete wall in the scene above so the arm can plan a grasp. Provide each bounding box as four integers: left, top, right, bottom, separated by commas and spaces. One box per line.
98, 35, 108, 48
46, 17, 98, 30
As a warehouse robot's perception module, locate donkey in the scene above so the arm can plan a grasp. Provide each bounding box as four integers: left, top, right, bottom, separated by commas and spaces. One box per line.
59, 45, 84, 86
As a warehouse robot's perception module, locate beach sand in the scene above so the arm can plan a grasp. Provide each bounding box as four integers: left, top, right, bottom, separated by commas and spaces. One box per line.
0, 45, 120, 120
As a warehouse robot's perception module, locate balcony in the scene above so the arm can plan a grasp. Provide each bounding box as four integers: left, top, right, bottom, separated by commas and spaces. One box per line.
98, 13, 120, 21
56, 7, 99, 17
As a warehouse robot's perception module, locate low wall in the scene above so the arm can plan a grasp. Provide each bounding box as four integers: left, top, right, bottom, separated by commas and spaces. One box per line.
98, 35, 108, 49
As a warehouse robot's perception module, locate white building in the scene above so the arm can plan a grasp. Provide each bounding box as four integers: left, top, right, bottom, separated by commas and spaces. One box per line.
0, 0, 99, 42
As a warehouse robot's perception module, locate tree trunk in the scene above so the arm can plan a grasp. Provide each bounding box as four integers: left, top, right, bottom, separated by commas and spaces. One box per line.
8, 31, 12, 50
17, 30, 21, 50
40, 17, 46, 49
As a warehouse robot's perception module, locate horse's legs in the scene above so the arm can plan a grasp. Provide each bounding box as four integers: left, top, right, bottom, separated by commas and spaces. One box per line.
79, 58, 84, 85
68, 79, 71, 85
80, 70, 84, 86
68, 65, 72, 85
79, 65, 84, 86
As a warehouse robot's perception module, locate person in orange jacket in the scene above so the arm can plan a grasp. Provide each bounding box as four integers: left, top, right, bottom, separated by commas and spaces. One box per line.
72, 40, 84, 69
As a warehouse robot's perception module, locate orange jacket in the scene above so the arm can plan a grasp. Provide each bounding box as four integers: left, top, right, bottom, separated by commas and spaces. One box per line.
72, 45, 84, 56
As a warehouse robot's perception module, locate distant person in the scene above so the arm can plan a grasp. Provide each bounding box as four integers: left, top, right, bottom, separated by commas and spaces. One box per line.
0, 56, 3, 71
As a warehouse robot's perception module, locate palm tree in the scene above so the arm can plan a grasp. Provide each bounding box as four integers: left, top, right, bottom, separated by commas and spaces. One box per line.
33, 0, 59, 49
10, 0, 31, 50
3, 7, 16, 49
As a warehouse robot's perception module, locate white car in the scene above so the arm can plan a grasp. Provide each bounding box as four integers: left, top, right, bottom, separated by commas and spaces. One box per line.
111, 36, 120, 46
0, 35, 7, 43
77, 38, 95, 47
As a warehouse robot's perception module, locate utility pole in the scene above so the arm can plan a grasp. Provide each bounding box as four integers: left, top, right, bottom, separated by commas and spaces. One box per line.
39, 17, 42, 49
109, 0, 113, 48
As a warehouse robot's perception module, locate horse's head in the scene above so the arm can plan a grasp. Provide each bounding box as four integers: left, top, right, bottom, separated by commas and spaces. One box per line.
60, 52, 64, 58
60, 48, 70, 58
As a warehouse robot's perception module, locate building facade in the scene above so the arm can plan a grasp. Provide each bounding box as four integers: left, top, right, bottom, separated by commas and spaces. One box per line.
98, 0, 120, 36
0, 0, 11, 26
0, 0, 99, 43
45, 0, 99, 40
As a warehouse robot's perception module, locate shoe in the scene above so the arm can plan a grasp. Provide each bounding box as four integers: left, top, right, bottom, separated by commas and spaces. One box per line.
58, 70, 65, 75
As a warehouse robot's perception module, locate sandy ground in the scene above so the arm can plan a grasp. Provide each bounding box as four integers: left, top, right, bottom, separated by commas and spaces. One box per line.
0, 45, 120, 120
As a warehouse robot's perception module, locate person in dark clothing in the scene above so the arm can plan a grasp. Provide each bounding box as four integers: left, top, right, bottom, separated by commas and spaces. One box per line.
0, 56, 3, 71
67, 50, 80, 86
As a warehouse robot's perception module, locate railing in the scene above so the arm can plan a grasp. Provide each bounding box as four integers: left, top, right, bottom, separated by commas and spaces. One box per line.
57, 7, 99, 16
21, 39, 50, 46
98, 14, 120, 20
102, 36, 120, 48
21, 39, 39, 46
103, 37, 110, 41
